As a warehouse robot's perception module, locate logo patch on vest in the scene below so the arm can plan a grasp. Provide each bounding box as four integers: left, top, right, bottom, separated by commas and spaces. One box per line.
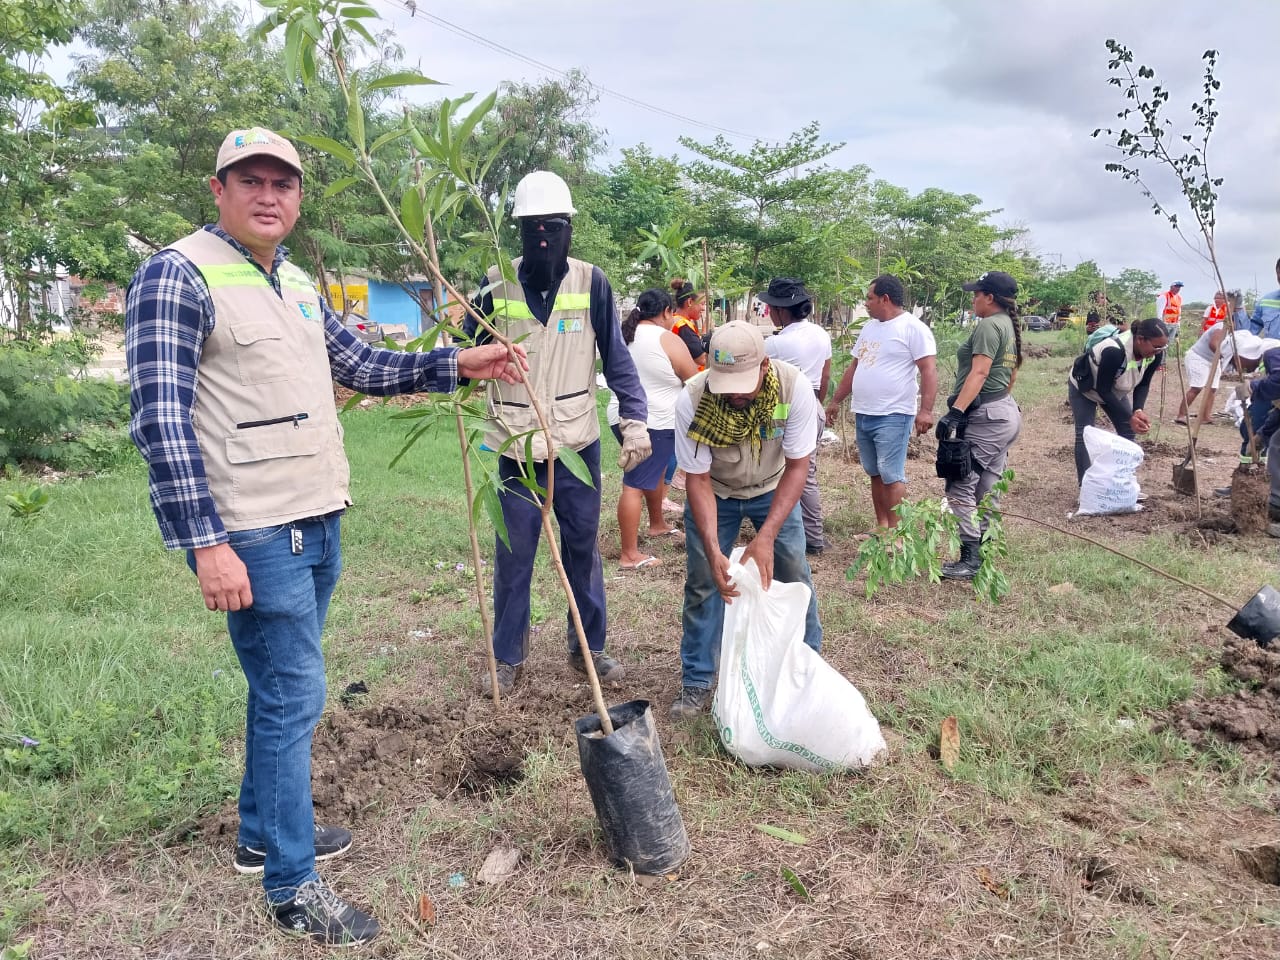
556, 318, 584, 334
297, 302, 317, 321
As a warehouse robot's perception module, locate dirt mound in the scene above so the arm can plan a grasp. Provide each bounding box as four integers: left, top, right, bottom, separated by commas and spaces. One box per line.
305, 679, 596, 822
1230, 465, 1270, 535
1160, 635, 1280, 777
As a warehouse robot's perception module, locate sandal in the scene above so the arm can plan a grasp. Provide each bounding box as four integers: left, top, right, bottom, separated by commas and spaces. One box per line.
620, 555, 662, 571
1174, 418, 1188, 426
646, 527, 686, 544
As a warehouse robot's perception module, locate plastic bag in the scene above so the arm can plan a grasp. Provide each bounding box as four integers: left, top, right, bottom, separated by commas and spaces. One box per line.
711, 552, 886, 772
1076, 426, 1143, 515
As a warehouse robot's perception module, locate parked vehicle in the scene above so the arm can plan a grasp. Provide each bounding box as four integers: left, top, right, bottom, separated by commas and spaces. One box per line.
1022, 314, 1053, 332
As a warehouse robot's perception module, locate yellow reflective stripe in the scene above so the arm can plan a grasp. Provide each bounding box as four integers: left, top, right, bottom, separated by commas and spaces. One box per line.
199, 262, 316, 295
200, 264, 272, 289
1260, 299, 1280, 309
490, 295, 590, 319
553, 292, 591, 311
772, 403, 790, 420
490, 298, 536, 320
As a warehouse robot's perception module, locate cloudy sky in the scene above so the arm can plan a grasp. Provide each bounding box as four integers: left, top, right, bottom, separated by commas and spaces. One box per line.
326, 0, 1276, 302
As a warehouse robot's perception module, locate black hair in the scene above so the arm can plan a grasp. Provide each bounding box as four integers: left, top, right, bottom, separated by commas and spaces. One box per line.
1133, 317, 1169, 341
1086, 309, 1102, 325
774, 299, 814, 323
990, 292, 1023, 368
670, 277, 698, 307
622, 287, 673, 344
869, 274, 906, 307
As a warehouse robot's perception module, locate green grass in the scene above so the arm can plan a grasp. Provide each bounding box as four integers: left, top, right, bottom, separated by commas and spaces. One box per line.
2, 372, 1277, 952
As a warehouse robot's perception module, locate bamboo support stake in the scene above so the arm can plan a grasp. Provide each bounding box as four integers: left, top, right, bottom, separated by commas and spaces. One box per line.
1002, 509, 1236, 611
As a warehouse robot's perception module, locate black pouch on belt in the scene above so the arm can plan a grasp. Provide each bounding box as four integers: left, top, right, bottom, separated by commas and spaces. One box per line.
935, 422, 976, 481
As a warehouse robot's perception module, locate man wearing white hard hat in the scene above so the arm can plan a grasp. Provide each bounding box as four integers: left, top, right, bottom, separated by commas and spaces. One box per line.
125, 127, 525, 946
668, 321, 823, 719
467, 170, 649, 696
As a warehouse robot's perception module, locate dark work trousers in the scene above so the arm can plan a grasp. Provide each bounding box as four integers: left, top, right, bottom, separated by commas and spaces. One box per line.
944, 395, 1021, 543
492, 441, 607, 666
1069, 383, 1134, 485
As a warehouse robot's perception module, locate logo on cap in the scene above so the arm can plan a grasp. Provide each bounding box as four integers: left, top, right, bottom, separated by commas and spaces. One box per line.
235, 130, 274, 149
712, 348, 737, 365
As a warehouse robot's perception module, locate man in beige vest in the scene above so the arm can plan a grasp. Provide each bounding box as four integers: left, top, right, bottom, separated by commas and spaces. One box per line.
466, 171, 650, 696
125, 127, 524, 946
669, 322, 823, 718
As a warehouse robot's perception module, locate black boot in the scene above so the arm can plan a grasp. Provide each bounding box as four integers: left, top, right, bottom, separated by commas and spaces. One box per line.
941, 540, 982, 581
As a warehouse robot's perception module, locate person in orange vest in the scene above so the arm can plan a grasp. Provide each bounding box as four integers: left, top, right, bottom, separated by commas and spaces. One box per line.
1156, 280, 1184, 337
1201, 290, 1227, 332
669, 278, 707, 369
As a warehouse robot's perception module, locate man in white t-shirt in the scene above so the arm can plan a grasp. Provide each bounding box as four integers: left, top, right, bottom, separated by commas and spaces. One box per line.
825, 274, 937, 531
762, 277, 832, 555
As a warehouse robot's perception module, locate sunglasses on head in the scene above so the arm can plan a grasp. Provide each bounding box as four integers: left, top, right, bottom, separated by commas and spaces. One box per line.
522, 217, 570, 235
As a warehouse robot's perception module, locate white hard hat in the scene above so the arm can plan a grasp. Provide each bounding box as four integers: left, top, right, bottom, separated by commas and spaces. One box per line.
512, 170, 576, 218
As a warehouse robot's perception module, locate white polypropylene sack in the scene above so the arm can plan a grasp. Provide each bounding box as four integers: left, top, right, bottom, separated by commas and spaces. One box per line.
711, 552, 886, 772
1076, 425, 1143, 515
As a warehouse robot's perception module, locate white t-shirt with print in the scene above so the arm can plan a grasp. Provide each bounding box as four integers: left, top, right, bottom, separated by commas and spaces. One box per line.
848, 312, 937, 416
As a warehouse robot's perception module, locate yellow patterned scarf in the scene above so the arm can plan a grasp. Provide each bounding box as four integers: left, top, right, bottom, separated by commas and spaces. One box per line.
686, 366, 782, 460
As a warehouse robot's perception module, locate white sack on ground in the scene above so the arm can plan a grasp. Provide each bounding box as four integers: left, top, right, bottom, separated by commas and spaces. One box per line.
712, 552, 886, 772
1076, 426, 1143, 515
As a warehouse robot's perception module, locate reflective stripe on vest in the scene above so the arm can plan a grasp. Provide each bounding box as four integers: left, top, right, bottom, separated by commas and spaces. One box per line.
490, 291, 591, 320
200, 262, 316, 294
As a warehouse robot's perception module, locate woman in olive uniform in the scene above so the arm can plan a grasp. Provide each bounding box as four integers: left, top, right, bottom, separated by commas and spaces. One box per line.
935, 271, 1024, 580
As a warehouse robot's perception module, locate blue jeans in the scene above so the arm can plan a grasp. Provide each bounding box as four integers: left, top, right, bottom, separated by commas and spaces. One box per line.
680, 491, 821, 689
189, 513, 342, 903
493, 441, 607, 665
854, 412, 914, 484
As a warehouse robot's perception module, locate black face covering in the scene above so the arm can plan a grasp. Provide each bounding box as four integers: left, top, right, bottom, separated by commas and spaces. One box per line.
520, 218, 572, 292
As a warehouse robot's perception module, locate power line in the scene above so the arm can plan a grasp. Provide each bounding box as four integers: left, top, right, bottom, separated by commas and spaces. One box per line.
376, 0, 768, 142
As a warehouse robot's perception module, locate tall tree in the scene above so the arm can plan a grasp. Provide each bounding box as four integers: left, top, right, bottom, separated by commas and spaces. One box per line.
0, 0, 107, 333
680, 121, 843, 294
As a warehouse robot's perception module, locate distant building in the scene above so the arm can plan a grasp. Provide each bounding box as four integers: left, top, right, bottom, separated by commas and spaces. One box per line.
326, 271, 448, 338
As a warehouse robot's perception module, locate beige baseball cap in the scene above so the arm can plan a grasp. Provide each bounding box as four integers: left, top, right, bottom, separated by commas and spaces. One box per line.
706, 321, 767, 394
215, 127, 303, 178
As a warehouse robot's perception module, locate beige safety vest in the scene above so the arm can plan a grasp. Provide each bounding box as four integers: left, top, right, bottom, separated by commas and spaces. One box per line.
167, 229, 350, 530
1072, 330, 1157, 405
484, 257, 597, 461
685, 359, 804, 500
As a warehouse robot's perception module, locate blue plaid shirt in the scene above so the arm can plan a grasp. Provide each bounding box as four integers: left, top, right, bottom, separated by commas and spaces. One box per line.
126, 224, 459, 549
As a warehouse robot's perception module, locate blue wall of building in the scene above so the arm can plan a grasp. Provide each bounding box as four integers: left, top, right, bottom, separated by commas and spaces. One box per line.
367, 280, 445, 337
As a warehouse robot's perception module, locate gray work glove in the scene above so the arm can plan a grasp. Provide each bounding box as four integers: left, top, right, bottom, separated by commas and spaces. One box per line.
617, 418, 653, 472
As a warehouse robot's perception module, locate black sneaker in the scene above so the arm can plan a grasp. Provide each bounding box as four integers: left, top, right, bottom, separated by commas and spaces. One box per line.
235, 824, 353, 875
568, 650, 625, 684
670, 686, 713, 719
268, 879, 381, 945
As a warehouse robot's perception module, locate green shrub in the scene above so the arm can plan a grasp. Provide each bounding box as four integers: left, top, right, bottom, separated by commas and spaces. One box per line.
0, 339, 129, 470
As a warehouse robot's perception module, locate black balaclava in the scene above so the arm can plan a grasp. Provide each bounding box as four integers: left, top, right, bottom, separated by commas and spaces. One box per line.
520, 217, 573, 292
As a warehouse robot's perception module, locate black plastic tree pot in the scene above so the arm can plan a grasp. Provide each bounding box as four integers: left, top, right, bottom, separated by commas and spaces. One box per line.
574, 699, 690, 875
1226, 585, 1280, 649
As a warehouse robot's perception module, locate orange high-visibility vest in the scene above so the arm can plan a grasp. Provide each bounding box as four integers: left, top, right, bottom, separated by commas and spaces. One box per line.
1159, 290, 1182, 327
671, 314, 706, 370
1201, 303, 1226, 333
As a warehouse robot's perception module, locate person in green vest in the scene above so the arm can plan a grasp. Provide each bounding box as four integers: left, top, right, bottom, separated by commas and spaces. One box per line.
125, 127, 525, 946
